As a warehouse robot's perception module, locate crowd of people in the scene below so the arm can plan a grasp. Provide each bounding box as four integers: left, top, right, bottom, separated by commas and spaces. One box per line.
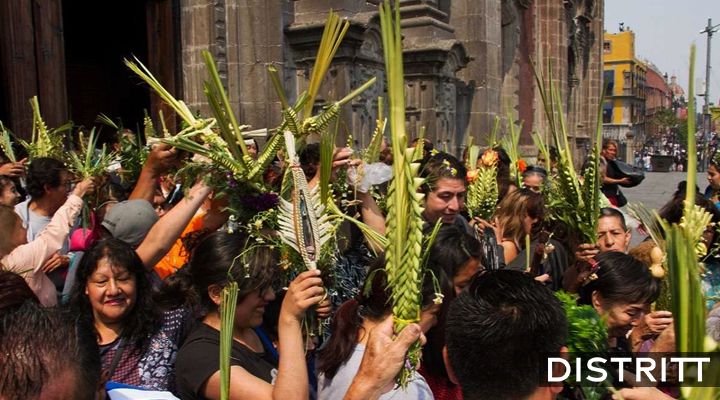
1, 129, 719, 400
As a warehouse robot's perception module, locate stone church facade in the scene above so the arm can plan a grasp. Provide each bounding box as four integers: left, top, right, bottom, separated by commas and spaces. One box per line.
0, 0, 603, 159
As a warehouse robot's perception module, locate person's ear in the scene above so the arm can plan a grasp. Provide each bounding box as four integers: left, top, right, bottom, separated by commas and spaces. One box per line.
624, 230, 632, 247
208, 284, 223, 307
442, 346, 460, 385
550, 346, 570, 394
591, 291, 604, 313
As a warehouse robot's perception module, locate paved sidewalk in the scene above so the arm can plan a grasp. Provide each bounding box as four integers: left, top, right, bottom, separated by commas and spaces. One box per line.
619, 171, 705, 246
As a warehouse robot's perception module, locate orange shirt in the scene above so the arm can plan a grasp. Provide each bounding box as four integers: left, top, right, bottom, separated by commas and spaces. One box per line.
154, 213, 205, 279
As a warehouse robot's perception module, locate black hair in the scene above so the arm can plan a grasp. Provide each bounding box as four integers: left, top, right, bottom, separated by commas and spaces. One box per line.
522, 165, 547, 178
446, 270, 567, 400
161, 231, 280, 313
658, 182, 720, 226
316, 255, 445, 380
599, 207, 628, 232
299, 143, 321, 179
578, 251, 661, 306
0, 302, 101, 400
25, 157, 66, 199
422, 226, 483, 377
68, 239, 160, 348
419, 152, 467, 193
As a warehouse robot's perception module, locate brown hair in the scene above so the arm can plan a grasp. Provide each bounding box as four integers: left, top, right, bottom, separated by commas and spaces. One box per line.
493, 188, 544, 248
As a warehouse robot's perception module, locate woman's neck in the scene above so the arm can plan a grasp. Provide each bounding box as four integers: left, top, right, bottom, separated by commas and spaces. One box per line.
94, 319, 124, 346
203, 312, 261, 352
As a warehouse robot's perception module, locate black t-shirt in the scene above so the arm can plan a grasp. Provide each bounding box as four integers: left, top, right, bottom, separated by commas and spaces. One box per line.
175, 323, 278, 400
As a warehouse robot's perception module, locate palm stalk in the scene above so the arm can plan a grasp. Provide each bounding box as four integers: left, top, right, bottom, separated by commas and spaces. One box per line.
319, 114, 339, 206
219, 281, 239, 400
501, 111, 523, 187
363, 97, 387, 164
380, 0, 427, 387
0, 122, 16, 162
659, 46, 720, 399
202, 50, 251, 168
303, 10, 350, 118
412, 126, 426, 161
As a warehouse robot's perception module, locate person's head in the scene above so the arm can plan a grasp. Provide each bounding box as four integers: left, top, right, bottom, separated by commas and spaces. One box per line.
317, 256, 446, 380
187, 231, 280, 329
420, 152, 468, 224
0, 206, 27, 257
445, 270, 567, 400
0, 302, 102, 400
428, 226, 483, 295
421, 227, 484, 378
521, 166, 547, 193
597, 207, 631, 253
0, 176, 20, 207
25, 157, 72, 208
68, 239, 158, 347
601, 139, 619, 160
0, 270, 39, 315
708, 154, 720, 190
245, 139, 259, 160
299, 143, 321, 180
100, 199, 159, 248
578, 252, 661, 337
493, 188, 545, 245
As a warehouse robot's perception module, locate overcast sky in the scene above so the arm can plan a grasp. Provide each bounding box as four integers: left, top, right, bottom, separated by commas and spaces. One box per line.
604, 0, 720, 108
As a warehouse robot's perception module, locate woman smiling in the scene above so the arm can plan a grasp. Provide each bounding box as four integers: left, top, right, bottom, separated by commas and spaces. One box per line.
67, 239, 185, 392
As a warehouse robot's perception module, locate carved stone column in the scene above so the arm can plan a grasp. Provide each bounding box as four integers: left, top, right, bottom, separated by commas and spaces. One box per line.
398, 0, 469, 155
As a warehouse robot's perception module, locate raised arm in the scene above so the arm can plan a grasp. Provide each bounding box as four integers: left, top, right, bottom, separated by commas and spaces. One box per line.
136, 180, 212, 268
129, 143, 179, 202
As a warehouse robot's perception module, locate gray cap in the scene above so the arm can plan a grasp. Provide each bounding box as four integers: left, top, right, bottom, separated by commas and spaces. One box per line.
101, 199, 159, 247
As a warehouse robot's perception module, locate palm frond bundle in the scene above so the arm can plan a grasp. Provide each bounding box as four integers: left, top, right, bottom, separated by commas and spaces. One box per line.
379, 0, 428, 387
465, 144, 499, 220
17, 96, 70, 160
219, 281, 239, 400
0, 121, 16, 162
67, 129, 114, 179
531, 61, 598, 243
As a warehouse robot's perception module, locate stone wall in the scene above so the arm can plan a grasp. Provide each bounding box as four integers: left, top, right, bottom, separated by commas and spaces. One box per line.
177, 0, 604, 157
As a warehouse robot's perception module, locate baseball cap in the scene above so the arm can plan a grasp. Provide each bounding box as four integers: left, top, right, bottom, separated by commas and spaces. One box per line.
101, 199, 159, 247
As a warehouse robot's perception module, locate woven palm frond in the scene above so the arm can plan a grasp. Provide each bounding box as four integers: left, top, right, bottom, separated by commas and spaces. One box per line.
379, 0, 428, 387
277, 131, 332, 270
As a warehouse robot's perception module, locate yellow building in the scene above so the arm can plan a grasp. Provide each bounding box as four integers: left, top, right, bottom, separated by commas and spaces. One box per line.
602, 30, 646, 148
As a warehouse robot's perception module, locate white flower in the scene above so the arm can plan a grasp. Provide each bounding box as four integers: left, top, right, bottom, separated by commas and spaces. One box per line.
433, 293, 444, 305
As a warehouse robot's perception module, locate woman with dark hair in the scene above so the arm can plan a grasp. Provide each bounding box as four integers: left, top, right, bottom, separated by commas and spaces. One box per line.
316, 257, 444, 400
419, 226, 483, 400
578, 252, 662, 344
174, 231, 326, 400
67, 238, 185, 392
